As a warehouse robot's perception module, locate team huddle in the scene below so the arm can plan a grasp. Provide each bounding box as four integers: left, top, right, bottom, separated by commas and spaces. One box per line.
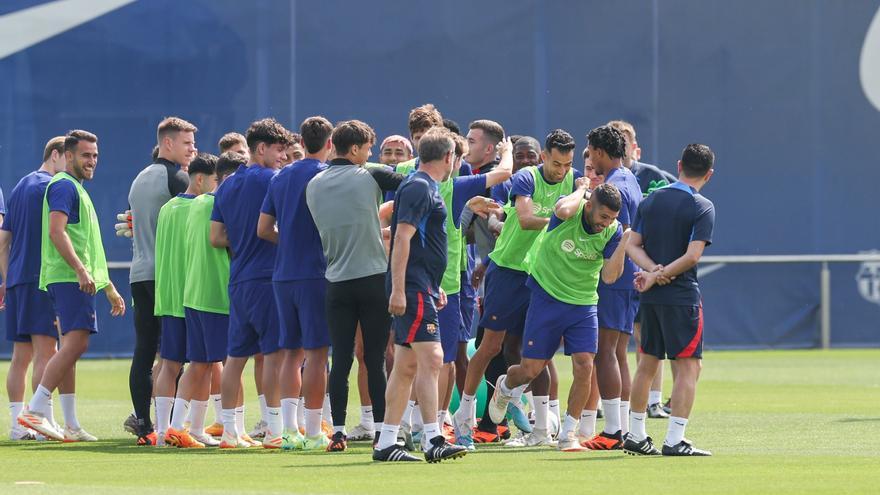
0, 104, 716, 462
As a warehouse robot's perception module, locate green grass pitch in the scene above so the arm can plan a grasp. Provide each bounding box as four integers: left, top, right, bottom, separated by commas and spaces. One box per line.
0, 349, 877, 494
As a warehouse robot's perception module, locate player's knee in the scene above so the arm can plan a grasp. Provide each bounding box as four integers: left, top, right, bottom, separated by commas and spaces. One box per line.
571, 355, 594, 377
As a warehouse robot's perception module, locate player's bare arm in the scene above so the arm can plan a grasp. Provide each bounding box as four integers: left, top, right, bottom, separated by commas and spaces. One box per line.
515, 196, 550, 230
48, 210, 94, 295
601, 229, 631, 284
209, 220, 230, 248
388, 222, 416, 316
554, 178, 589, 220
256, 212, 279, 244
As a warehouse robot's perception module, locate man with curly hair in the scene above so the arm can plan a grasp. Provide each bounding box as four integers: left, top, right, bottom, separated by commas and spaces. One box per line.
210, 118, 293, 449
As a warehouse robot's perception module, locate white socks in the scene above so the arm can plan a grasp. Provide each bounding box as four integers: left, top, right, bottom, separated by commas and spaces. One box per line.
665, 416, 688, 447
601, 398, 621, 434
359, 405, 374, 430
322, 394, 332, 424
304, 408, 322, 437
403, 400, 415, 428
499, 377, 527, 401
222, 408, 237, 437
533, 396, 550, 431
648, 390, 662, 406
267, 407, 282, 437
297, 396, 305, 427
411, 404, 423, 433
9, 402, 24, 427
59, 394, 80, 431
629, 411, 647, 442
258, 394, 268, 424
28, 385, 52, 416
190, 400, 208, 435
170, 397, 190, 431
210, 394, 222, 423
548, 399, 561, 427
457, 394, 476, 426
619, 401, 630, 435
560, 414, 578, 439
422, 422, 440, 451
281, 398, 300, 432
155, 397, 174, 435
234, 406, 245, 436
377, 423, 399, 450
579, 409, 598, 438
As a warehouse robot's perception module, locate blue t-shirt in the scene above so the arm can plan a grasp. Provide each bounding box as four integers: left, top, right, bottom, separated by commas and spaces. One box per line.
1, 171, 52, 287
491, 179, 512, 205
451, 175, 488, 228
211, 164, 278, 285
509, 165, 583, 204
387, 171, 448, 297
260, 158, 327, 281
0, 186, 5, 216
599, 166, 642, 290
630, 160, 677, 196
46, 178, 81, 224
632, 181, 715, 305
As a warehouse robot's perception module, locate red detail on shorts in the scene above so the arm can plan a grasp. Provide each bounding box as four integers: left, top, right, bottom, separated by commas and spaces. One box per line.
677, 304, 703, 358
405, 292, 424, 344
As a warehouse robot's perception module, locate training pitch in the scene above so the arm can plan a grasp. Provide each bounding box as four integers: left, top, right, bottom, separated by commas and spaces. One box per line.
0, 349, 877, 494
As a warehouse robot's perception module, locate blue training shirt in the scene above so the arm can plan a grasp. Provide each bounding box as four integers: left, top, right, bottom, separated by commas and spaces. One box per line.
211, 164, 277, 285
260, 158, 328, 281
508, 165, 583, 204
1, 171, 52, 287
387, 171, 447, 297
46, 178, 81, 224
633, 181, 715, 306
599, 166, 642, 290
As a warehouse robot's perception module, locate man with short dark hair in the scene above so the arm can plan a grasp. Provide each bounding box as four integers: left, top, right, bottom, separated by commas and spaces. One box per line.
608, 119, 676, 418
489, 182, 627, 451
455, 129, 582, 448
581, 125, 644, 451
307, 119, 405, 452
19, 130, 126, 441
257, 116, 334, 450
624, 144, 716, 457
153, 153, 219, 448
375, 127, 468, 463
211, 118, 292, 449
1, 136, 67, 441
125, 116, 196, 443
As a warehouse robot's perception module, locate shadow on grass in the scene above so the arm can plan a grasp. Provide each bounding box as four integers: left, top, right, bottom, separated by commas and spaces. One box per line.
836, 417, 880, 423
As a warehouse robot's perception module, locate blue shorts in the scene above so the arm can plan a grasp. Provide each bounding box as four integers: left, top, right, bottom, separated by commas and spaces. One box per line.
228, 280, 281, 358
521, 278, 598, 360
478, 262, 529, 336
459, 271, 477, 343
438, 292, 462, 363
46, 282, 97, 335
5, 283, 57, 342
273, 279, 330, 350
639, 303, 703, 360
597, 287, 639, 335
185, 307, 229, 363
160, 316, 187, 363
392, 290, 440, 346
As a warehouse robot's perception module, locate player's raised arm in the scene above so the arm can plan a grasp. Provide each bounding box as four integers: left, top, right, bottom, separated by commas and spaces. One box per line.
554, 177, 589, 220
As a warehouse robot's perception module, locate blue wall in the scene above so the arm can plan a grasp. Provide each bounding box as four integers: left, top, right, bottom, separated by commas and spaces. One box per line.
2, 0, 879, 356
